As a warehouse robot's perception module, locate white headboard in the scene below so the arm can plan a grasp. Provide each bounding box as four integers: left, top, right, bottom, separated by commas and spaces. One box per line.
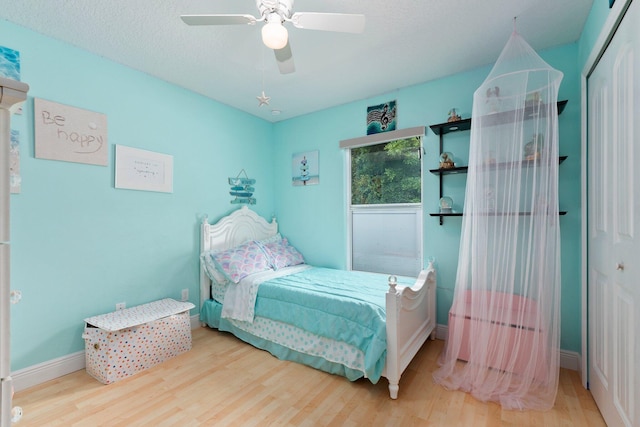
200, 206, 278, 308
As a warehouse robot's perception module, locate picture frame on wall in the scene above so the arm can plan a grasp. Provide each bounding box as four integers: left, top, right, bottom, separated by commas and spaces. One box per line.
34, 98, 108, 166
0, 45, 20, 80
366, 100, 397, 135
115, 145, 173, 193
292, 150, 319, 186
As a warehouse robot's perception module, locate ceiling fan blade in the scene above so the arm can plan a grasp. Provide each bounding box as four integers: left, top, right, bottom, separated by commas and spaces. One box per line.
180, 14, 257, 26
290, 12, 365, 33
274, 42, 295, 74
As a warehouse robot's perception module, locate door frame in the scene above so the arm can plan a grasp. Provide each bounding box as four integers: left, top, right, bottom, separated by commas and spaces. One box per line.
580, 0, 633, 388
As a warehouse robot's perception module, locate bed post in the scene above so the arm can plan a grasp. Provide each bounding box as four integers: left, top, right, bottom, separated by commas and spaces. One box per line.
199, 215, 210, 326
385, 275, 401, 399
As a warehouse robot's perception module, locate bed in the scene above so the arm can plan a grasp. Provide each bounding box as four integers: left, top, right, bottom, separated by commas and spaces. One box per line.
199, 206, 436, 399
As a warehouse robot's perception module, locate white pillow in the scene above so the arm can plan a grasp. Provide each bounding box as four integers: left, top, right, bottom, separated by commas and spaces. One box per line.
200, 251, 229, 285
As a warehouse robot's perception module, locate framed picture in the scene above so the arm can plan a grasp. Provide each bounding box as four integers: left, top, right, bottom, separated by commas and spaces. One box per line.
34, 98, 108, 166
366, 100, 397, 135
0, 45, 20, 80
115, 145, 173, 193
292, 150, 319, 186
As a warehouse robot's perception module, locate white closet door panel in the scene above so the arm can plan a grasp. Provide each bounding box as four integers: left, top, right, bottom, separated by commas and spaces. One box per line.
589, 80, 608, 236
613, 285, 634, 423
590, 269, 609, 386
612, 45, 634, 241
587, 1, 639, 426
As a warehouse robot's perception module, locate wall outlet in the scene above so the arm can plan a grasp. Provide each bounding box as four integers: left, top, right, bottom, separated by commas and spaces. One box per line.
116, 302, 126, 311
181, 289, 188, 302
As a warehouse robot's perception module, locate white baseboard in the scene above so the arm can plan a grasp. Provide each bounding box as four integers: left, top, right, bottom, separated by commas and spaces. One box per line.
434, 324, 581, 372
12, 314, 202, 392
11, 351, 86, 392
190, 314, 201, 330
560, 349, 581, 372
435, 323, 449, 341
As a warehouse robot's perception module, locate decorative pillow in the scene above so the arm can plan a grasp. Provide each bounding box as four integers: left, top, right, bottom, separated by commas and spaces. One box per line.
211, 241, 272, 283
200, 252, 229, 285
259, 237, 305, 270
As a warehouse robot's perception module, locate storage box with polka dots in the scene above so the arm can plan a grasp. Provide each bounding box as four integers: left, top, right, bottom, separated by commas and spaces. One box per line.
83, 298, 195, 384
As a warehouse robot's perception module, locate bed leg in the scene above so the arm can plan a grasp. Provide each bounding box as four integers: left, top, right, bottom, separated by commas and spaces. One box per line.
388, 382, 399, 399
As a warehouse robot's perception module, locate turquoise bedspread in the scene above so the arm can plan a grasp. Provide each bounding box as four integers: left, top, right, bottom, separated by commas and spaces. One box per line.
206, 267, 415, 383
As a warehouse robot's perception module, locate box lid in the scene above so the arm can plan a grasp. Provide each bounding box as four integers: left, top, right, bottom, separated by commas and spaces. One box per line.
84, 298, 195, 331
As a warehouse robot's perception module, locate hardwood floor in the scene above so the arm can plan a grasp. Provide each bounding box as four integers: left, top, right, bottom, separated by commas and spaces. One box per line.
14, 327, 606, 426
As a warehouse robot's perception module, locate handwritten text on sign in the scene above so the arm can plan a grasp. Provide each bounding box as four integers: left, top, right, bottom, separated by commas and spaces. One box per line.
34, 98, 108, 166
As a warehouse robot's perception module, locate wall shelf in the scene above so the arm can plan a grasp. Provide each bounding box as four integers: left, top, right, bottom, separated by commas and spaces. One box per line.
429, 100, 567, 136
429, 211, 568, 219
429, 156, 567, 176
430, 100, 568, 225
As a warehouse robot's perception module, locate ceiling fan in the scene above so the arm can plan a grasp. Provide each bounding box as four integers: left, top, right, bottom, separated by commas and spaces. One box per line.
181, 0, 366, 74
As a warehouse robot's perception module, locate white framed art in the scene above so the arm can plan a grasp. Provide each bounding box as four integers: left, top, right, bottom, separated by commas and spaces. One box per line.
115, 145, 173, 193
34, 98, 108, 166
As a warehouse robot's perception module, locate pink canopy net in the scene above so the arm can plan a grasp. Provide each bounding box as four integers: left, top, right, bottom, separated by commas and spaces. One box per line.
432, 29, 563, 411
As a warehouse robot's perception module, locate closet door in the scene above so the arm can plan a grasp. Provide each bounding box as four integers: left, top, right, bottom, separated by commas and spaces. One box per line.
587, 1, 639, 426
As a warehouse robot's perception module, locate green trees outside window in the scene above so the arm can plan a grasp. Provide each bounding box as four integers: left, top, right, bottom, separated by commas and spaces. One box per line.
351, 137, 422, 205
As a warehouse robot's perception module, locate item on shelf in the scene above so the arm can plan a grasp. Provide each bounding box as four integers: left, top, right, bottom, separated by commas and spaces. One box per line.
525, 91, 543, 108
439, 196, 454, 214
524, 133, 544, 160
485, 86, 501, 113
485, 187, 496, 213
484, 150, 497, 165
439, 152, 455, 169
447, 108, 462, 122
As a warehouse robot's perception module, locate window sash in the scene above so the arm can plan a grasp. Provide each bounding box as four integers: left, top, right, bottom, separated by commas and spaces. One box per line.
344, 128, 425, 274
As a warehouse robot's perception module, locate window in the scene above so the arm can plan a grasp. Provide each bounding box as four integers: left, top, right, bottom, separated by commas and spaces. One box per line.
340, 127, 424, 277
350, 137, 422, 205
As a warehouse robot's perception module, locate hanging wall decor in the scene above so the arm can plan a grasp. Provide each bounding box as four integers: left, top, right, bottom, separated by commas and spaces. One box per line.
292, 150, 319, 186
0, 45, 20, 81
34, 98, 108, 166
229, 169, 256, 204
115, 145, 173, 193
366, 100, 397, 135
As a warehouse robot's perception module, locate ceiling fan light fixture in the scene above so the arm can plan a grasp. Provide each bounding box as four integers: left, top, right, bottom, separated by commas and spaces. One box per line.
262, 20, 288, 50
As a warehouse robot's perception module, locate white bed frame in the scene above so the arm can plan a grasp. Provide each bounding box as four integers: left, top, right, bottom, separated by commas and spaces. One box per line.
200, 206, 437, 399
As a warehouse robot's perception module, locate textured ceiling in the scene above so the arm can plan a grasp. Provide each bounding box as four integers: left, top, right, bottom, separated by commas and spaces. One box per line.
0, 0, 593, 122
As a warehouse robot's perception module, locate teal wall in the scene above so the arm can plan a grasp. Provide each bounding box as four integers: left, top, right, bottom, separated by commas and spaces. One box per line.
579, 0, 617, 69
4, 20, 275, 370
273, 43, 583, 353
6, 0, 615, 372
